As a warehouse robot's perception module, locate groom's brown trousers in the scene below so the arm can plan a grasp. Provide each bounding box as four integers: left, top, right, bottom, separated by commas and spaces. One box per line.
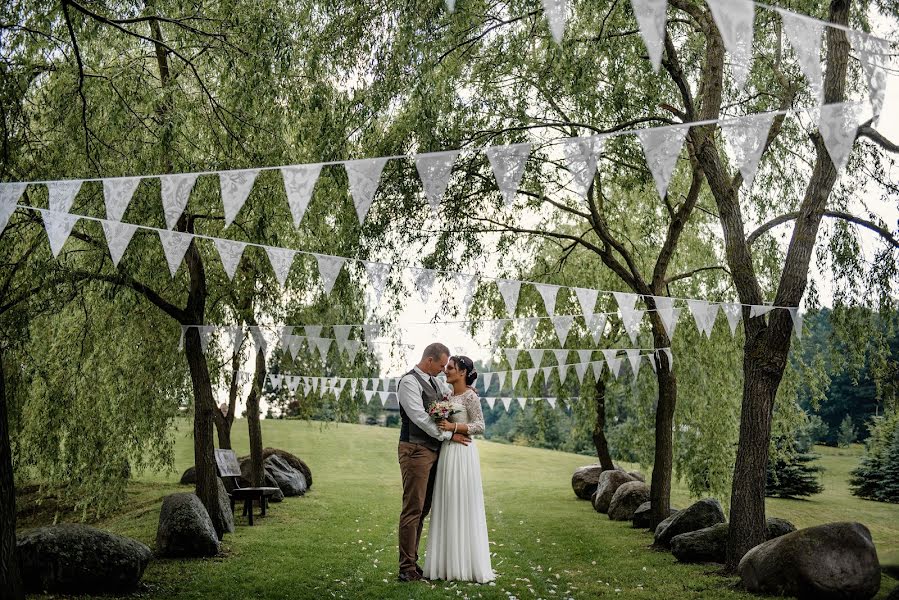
398, 441, 440, 574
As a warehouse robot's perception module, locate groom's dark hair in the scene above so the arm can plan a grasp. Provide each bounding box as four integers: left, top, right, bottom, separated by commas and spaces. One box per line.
421, 342, 450, 361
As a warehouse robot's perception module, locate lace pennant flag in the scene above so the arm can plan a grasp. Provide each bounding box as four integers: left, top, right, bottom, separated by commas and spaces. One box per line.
525, 368, 539, 387
563, 136, 604, 198
415, 150, 459, 214
749, 304, 775, 319
485, 396, 496, 410
345, 157, 388, 223
501, 397, 513, 412
312, 337, 332, 362
631, 0, 668, 71
546, 397, 557, 409
504, 348, 520, 371
102, 177, 140, 222
411, 267, 436, 303
585, 313, 607, 344
656, 347, 674, 370
363, 261, 391, 302
613, 291, 639, 315
591, 360, 605, 381
333, 325, 353, 348
722, 112, 777, 189
304, 325, 323, 338
457, 273, 478, 314
648, 353, 658, 373
489, 320, 508, 348
101, 221, 138, 267
553, 348, 569, 366
250, 327, 268, 355
625, 349, 642, 378
687, 299, 718, 337
345, 339, 362, 362
602, 349, 623, 379
511, 369, 523, 389
380, 392, 388, 407
651, 296, 680, 339
542, 366, 554, 385
848, 31, 891, 125
481, 372, 493, 394
573, 287, 599, 318
528, 348, 546, 368
777, 10, 824, 104
315, 254, 346, 295
637, 126, 687, 200
161, 174, 198, 229
494, 371, 507, 391
622, 309, 645, 345
197, 326, 215, 354
158, 230, 193, 277
542, 0, 568, 44
0, 182, 27, 232
268, 374, 283, 390
518, 317, 540, 348
721, 303, 743, 335
535, 284, 560, 316
363, 390, 374, 404
557, 364, 569, 384
280, 164, 321, 227
706, 0, 754, 89
362, 323, 380, 346
553, 315, 575, 347
819, 102, 861, 173
43, 211, 79, 257
497, 279, 522, 317
515, 396, 527, 410
214, 238, 246, 280
577, 349, 593, 364
787, 307, 803, 340
47, 180, 82, 214
485, 143, 530, 207
265, 246, 295, 287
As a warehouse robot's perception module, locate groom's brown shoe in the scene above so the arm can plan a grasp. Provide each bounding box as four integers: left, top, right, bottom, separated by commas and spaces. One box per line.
397, 570, 421, 582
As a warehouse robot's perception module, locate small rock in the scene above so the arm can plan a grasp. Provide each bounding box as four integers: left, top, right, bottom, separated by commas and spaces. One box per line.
592, 470, 635, 514
739, 522, 880, 600
608, 481, 651, 521
632, 502, 678, 529
179, 466, 196, 485
156, 493, 220, 557
17, 524, 151, 594
654, 498, 725, 548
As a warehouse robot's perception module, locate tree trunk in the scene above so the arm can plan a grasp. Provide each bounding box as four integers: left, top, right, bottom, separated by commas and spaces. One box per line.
0, 349, 25, 600
650, 361, 677, 529
245, 348, 266, 487
213, 412, 232, 450
592, 377, 615, 471
213, 344, 241, 449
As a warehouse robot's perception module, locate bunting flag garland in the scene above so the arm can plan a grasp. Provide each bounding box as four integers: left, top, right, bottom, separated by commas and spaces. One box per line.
345, 158, 388, 223
625, 348, 642, 377
102, 221, 138, 266
485, 143, 530, 207
280, 164, 321, 227
494, 371, 507, 391
500, 397, 513, 411
345, 339, 362, 362
848, 31, 891, 124
651, 296, 679, 339
44, 211, 78, 257
333, 324, 352, 347
636, 125, 687, 200
749, 304, 775, 319
563, 136, 604, 198
517, 317, 540, 348
546, 397, 557, 409
511, 369, 523, 388
497, 279, 522, 317
621, 309, 645, 345
219, 169, 259, 227
687, 299, 718, 337
214, 238, 247, 280
485, 396, 496, 410
721, 112, 776, 189
577, 349, 593, 364
536, 284, 560, 316
315, 254, 346, 295
0, 182, 27, 231
631, 0, 668, 71
787, 307, 803, 340
541, 366, 554, 384
48, 180, 82, 214
411, 267, 437, 303
525, 367, 538, 387
311, 337, 331, 362
777, 9, 824, 105
481, 371, 493, 393
552, 315, 574, 346
542, 0, 568, 44
574, 361, 589, 384
161, 174, 197, 229
706, 0, 755, 89
721, 302, 743, 334
265, 246, 295, 287
305, 325, 323, 338
553, 349, 569, 366
504, 348, 520, 370
591, 360, 605, 381
584, 313, 607, 344
557, 364, 569, 384
819, 102, 861, 173
102, 177, 140, 222
573, 287, 599, 320
363, 261, 391, 302
415, 150, 459, 214
515, 396, 527, 410
602, 349, 624, 379
158, 230, 193, 277
528, 348, 545, 369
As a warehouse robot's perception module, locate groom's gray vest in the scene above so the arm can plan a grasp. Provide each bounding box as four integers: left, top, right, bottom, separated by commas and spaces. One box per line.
399, 369, 441, 452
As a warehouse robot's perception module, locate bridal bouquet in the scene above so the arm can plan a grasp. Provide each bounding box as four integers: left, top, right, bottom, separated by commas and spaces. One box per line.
428, 398, 458, 422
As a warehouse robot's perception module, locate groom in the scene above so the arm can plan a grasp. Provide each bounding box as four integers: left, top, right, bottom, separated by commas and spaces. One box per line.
396, 342, 470, 582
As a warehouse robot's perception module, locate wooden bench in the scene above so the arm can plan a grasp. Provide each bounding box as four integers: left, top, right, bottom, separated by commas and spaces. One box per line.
214, 449, 280, 526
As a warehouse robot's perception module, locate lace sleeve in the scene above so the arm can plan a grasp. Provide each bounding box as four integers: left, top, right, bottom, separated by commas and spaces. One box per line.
465, 389, 485, 436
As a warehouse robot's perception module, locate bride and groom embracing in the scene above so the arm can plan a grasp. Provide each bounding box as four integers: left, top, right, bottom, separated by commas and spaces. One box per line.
396, 342, 495, 584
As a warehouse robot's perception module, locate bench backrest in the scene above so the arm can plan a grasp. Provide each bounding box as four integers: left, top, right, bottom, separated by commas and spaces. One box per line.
215, 449, 242, 478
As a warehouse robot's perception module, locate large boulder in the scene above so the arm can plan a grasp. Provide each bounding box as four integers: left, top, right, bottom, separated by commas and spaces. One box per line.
17, 524, 152, 594
632, 502, 678, 529
628, 471, 645, 482
592, 470, 635, 513
608, 481, 651, 521
572, 465, 605, 500
654, 498, 726, 548
156, 493, 220, 557
179, 466, 196, 485
238, 461, 285, 502
215, 477, 235, 536
264, 454, 307, 497
672, 518, 797, 564
262, 447, 313, 489
738, 522, 880, 600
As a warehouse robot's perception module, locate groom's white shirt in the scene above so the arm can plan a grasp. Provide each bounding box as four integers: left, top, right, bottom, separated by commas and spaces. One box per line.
398, 366, 453, 442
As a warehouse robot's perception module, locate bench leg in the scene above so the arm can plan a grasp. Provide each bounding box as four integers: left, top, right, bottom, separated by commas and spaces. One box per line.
261, 496, 268, 517
246, 498, 254, 526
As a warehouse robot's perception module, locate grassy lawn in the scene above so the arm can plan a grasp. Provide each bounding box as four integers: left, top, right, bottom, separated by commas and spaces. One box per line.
21, 419, 899, 599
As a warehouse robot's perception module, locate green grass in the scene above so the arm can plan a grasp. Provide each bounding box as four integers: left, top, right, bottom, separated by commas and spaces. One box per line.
23, 420, 899, 599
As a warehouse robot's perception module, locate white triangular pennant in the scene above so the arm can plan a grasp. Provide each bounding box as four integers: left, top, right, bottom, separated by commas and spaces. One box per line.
485, 396, 496, 409
777, 10, 824, 104
364, 262, 391, 302
250, 327, 268, 354
619, 306, 645, 345
161, 173, 198, 229
485, 143, 530, 207
651, 296, 680, 339
518, 317, 540, 348
819, 102, 860, 173
304, 325, 323, 338
706, 0, 754, 89
656, 347, 674, 370
312, 337, 331, 362
625, 349, 642, 378
636, 126, 687, 200
345, 339, 362, 363
481, 371, 493, 393
333, 325, 353, 348
542, 366, 554, 385
848, 31, 891, 124
102, 221, 137, 266
102, 177, 140, 222
511, 369, 523, 389
553, 348, 569, 366
687, 299, 718, 337
563, 136, 604, 197
214, 238, 246, 280
602, 349, 623, 379
280, 164, 322, 227
553, 315, 574, 346
721, 303, 743, 335
494, 371, 507, 391
415, 150, 459, 214
787, 307, 803, 340
500, 397, 512, 411
574, 361, 589, 384
749, 304, 775, 319
528, 348, 545, 368
457, 273, 478, 314
504, 348, 520, 371
47, 180, 82, 214
0, 182, 27, 232
585, 313, 607, 344
557, 364, 569, 384
411, 267, 436, 303
489, 319, 507, 348
631, 0, 668, 71
573, 287, 599, 318
577, 349, 592, 364
496, 279, 522, 317
265, 246, 295, 287
546, 397, 557, 409
535, 284, 560, 316
591, 360, 605, 381
525, 368, 539, 387
345, 158, 388, 223
542, 0, 568, 44
515, 396, 527, 410
157, 230, 193, 277
196, 325, 214, 354
315, 254, 346, 295
722, 112, 777, 189
43, 211, 79, 257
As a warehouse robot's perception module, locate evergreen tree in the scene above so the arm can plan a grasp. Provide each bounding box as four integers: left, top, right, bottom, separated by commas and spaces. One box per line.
851, 412, 899, 503
766, 421, 824, 499
837, 415, 857, 447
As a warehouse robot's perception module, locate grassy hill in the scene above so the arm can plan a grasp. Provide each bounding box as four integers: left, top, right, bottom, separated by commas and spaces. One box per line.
27, 419, 899, 599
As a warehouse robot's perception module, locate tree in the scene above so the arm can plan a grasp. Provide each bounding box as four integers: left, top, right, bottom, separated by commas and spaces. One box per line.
837, 414, 857, 447
850, 410, 899, 503
766, 417, 824, 498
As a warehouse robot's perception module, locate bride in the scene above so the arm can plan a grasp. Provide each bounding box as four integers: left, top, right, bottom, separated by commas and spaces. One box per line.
423, 355, 495, 583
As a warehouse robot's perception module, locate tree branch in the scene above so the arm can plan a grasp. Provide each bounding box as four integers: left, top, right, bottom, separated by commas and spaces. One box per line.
665, 265, 731, 285
747, 210, 899, 249
857, 121, 899, 154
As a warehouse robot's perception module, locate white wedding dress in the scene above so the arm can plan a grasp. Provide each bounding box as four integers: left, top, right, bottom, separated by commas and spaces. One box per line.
423, 389, 495, 583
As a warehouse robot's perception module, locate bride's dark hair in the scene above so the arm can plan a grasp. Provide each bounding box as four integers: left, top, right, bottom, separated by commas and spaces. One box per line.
451, 355, 478, 386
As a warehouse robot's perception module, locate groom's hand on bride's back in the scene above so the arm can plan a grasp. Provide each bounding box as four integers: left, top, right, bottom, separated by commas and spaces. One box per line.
451, 433, 471, 445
